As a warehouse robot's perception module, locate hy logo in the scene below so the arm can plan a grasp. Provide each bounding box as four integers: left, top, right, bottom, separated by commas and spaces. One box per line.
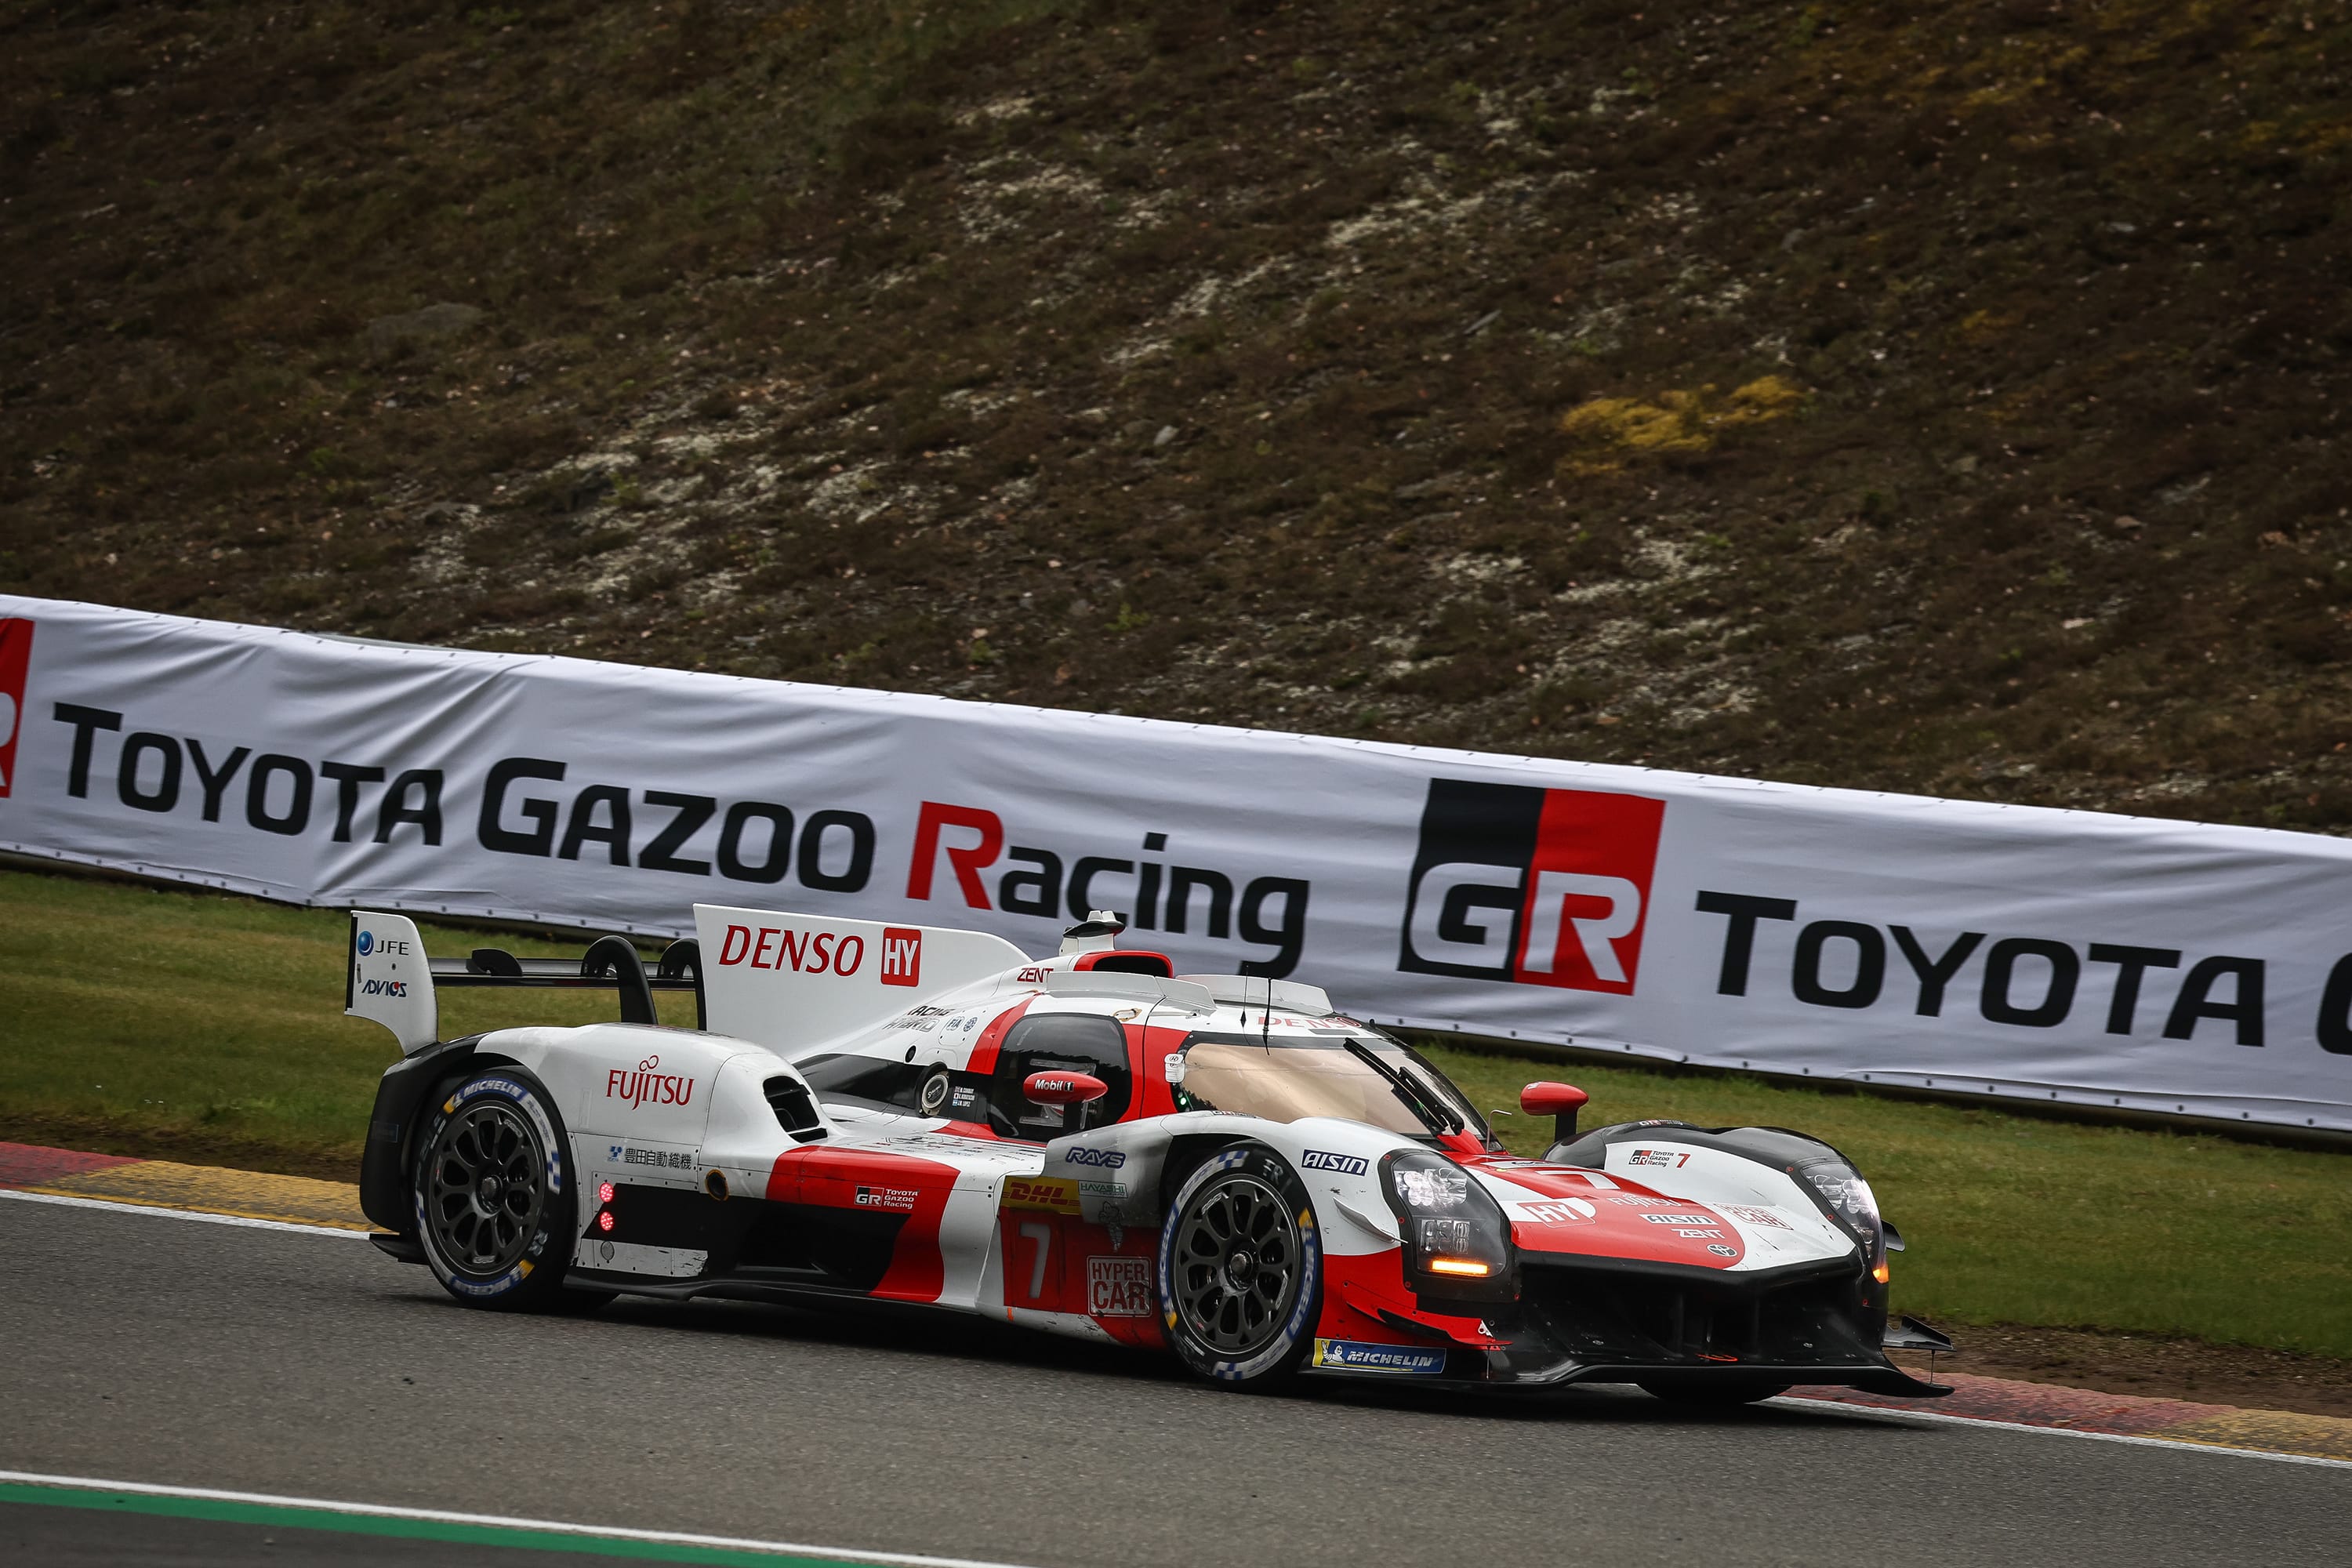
357, 930, 376, 956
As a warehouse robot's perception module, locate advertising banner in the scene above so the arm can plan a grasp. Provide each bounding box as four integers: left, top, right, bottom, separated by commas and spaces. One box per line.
5, 594, 2349, 1132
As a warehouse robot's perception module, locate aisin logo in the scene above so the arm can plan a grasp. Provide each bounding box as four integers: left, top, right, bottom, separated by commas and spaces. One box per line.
1397, 778, 1666, 995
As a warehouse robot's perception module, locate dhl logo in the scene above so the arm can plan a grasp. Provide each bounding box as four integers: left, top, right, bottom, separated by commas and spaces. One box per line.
1000, 1176, 1080, 1215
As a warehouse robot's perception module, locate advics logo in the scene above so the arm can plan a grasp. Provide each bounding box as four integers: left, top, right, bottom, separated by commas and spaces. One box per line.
1398, 779, 1665, 995
0, 618, 32, 799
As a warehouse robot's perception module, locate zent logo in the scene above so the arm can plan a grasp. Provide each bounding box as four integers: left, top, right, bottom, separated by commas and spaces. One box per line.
356, 931, 375, 956
1398, 778, 1665, 995
1299, 1149, 1370, 1176
880, 927, 923, 988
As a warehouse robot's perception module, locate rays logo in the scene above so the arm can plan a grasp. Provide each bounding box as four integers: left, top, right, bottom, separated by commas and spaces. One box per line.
1398, 779, 1665, 995
1063, 1147, 1127, 1168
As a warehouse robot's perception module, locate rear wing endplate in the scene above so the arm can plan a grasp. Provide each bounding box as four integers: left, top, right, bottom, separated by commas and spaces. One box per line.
346, 911, 706, 1055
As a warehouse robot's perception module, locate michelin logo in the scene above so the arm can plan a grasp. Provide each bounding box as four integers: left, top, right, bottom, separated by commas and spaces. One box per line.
1312, 1338, 1446, 1375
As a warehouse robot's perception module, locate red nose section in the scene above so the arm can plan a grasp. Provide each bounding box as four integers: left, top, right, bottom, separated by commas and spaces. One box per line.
1519, 1081, 1589, 1117
1024, 1070, 1108, 1105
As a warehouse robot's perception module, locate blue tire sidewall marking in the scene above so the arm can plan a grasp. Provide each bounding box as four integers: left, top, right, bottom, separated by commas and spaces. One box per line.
416, 1072, 566, 1299
1158, 1145, 1320, 1382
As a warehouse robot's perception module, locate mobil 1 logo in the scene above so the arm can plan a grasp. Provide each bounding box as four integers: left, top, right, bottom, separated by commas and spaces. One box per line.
1398, 779, 1665, 995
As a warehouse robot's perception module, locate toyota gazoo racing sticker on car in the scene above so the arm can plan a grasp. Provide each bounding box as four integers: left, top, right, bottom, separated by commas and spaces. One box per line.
607, 1054, 695, 1109
1626, 1147, 1689, 1168
1087, 1255, 1152, 1318
1397, 777, 1665, 995
1311, 1338, 1446, 1376
855, 1185, 920, 1211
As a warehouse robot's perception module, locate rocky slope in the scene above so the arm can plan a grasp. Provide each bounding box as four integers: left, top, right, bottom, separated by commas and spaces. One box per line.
5, 0, 2350, 827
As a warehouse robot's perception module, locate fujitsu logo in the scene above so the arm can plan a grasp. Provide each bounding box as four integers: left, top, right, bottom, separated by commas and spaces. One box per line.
606, 1054, 695, 1109
0, 618, 32, 798
1397, 778, 1665, 995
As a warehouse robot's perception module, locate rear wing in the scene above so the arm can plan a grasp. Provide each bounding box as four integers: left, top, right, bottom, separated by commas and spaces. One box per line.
345, 911, 706, 1055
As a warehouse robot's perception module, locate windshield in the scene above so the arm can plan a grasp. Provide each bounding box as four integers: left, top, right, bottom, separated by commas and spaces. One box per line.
1171, 1029, 1490, 1142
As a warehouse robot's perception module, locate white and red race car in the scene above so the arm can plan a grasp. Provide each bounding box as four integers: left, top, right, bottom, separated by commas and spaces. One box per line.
348, 904, 1951, 1401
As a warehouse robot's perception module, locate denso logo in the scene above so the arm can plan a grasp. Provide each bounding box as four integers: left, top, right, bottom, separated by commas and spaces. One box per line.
0, 618, 32, 799
1398, 779, 1664, 995
880, 927, 922, 988
1063, 1147, 1127, 1168
717, 924, 865, 976
607, 1054, 696, 1109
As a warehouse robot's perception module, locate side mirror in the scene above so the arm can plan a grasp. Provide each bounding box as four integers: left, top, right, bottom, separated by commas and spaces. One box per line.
1519, 1080, 1589, 1145
1025, 1071, 1109, 1106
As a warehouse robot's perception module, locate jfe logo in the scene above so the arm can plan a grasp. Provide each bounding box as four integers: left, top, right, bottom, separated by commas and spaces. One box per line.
880, 927, 922, 988
0, 618, 32, 799
1397, 779, 1665, 995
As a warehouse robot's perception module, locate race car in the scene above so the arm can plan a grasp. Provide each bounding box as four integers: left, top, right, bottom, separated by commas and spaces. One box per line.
347, 902, 1953, 1402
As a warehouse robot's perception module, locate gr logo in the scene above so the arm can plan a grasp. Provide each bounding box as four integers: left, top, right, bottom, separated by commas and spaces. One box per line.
1398, 779, 1665, 994
0, 618, 31, 799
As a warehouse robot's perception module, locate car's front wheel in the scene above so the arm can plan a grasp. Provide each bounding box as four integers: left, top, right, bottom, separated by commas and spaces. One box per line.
412, 1066, 576, 1311
1156, 1142, 1323, 1390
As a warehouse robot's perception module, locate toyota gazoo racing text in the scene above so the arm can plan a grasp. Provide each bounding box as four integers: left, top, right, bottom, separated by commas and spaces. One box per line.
346, 902, 1952, 1401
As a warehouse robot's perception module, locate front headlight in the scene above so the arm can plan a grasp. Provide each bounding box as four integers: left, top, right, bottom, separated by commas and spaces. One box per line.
1796, 1154, 1885, 1277
1380, 1150, 1515, 1301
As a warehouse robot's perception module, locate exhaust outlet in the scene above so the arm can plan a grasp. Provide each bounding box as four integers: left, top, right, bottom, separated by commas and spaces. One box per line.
703, 1168, 730, 1202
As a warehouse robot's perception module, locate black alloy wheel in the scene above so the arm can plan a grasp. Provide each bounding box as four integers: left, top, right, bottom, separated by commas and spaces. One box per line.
1158, 1143, 1322, 1388
411, 1067, 575, 1310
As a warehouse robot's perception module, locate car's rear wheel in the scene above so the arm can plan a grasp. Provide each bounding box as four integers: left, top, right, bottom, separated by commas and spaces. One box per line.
1638, 1378, 1791, 1406
1156, 1142, 1322, 1390
412, 1067, 576, 1311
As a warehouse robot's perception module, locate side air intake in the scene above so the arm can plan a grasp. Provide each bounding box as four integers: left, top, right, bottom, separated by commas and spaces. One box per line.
764, 1075, 829, 1142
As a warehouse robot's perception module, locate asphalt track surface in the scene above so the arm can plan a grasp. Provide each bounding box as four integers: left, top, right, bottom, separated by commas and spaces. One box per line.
4, 1200, 2347, 1568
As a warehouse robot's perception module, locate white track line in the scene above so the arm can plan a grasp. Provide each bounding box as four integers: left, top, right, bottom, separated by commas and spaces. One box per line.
0, 1188, 371, 1237
0, 1469, 1044, 1568
1773, 1396, 2352, 1469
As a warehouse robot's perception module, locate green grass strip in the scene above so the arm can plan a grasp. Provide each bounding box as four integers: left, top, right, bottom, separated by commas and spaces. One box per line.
0, 1479, 880, 1565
